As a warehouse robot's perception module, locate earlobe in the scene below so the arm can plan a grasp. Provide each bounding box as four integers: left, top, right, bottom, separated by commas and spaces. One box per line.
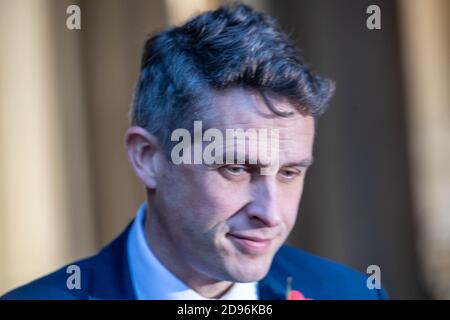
124, 127, 162, 189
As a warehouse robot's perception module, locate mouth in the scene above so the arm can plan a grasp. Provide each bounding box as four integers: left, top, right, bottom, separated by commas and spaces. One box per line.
227, 233, 273, 255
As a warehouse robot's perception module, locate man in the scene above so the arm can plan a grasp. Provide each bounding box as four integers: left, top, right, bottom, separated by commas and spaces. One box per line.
2, 3, 387, 300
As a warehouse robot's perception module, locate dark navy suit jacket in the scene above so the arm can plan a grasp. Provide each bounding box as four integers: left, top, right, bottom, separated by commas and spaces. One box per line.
1, 223, 388, 300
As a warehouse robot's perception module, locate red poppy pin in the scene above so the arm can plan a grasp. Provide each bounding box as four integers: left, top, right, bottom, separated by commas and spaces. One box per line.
286, 276, 313, 300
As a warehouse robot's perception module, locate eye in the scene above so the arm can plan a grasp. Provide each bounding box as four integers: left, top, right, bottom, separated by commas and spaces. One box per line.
222, 165, 248, 176
278, 168, 301, 181
218, 165, 252, 182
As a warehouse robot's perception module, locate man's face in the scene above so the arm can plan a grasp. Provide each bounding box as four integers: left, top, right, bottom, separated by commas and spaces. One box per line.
150, 87, 315, 283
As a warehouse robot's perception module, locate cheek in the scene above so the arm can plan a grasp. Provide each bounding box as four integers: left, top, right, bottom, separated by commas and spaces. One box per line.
281, 202, 299, 230
279, 182, 305, 228
161, 168, 247, 232
199, 176, 249, 224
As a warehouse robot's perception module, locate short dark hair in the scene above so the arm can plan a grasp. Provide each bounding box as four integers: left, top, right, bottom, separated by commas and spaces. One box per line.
131, 3, 335, 152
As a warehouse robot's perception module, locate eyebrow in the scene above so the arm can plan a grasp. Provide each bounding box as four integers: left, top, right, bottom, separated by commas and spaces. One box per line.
213, 151, 314, 168
283, 158, 314, 168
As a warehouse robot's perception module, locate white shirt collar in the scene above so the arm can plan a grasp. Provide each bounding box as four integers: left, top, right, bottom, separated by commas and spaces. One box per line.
127, 202, 259, 300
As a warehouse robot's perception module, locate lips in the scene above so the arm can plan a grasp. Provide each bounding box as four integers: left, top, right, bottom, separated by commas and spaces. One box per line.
227, 233, 273, 255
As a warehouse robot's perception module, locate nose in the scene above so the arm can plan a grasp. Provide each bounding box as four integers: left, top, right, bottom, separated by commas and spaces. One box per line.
246, 177, 282, 228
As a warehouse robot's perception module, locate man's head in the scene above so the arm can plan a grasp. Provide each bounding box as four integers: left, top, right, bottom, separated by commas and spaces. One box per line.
125, 3, 334, 293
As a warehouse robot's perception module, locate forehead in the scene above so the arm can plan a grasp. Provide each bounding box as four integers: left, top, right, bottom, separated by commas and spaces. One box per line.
205, 87, 315, 148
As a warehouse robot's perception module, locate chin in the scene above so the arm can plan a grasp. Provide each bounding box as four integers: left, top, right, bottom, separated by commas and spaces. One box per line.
232, 269, 269, 283
227, 258, 272, 282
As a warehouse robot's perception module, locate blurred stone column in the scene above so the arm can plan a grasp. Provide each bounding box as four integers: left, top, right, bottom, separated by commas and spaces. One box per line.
0, 0, 96, 293
166, 0, 218, 24
398, 0, 450, 299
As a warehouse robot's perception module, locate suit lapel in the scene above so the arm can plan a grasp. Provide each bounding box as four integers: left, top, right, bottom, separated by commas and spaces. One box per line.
86, 222, 136, 300
257, 280, 286, 300
257, 268, 287, 300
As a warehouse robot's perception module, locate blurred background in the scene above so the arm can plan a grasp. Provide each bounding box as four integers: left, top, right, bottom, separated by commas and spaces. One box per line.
0, 0, 449, 299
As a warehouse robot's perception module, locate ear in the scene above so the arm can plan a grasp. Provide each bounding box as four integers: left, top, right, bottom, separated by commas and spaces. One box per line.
124, 126, 163, 189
